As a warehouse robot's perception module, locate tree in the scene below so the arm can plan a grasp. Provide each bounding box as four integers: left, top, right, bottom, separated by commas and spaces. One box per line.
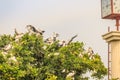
0, 25, 107, 80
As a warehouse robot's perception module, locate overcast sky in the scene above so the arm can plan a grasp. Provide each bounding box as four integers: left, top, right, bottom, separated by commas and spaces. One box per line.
0, 0, 117, 78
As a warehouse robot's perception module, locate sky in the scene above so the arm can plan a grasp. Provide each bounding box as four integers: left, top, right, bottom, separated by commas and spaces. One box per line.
0, 0, 117, 79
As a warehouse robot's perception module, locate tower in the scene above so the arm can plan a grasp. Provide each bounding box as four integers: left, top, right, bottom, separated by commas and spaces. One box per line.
101, 0, 120, 79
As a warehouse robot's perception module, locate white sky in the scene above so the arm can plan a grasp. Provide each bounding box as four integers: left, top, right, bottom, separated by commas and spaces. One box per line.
0, 0, 117, 79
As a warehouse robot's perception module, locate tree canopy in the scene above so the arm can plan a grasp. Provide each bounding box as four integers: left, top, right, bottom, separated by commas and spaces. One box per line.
0, 25, 107, 80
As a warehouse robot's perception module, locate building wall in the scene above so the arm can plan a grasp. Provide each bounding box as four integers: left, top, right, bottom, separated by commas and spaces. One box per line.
111, 41, 120, 78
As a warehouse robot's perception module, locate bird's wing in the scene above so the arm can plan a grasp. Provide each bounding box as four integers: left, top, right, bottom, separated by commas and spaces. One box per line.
67, 34, 78, 45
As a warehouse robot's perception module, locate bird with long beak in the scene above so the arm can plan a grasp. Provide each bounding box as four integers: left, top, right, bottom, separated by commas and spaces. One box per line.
26, 25, 45, 35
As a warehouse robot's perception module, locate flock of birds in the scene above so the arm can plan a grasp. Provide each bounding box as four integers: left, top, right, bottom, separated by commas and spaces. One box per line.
0, 25, 95, 78
14, 25, 78, 47
1, 25, 94, 61
25, 25, 94, 58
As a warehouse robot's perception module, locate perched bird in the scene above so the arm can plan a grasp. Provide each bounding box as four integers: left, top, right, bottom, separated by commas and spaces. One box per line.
15, 34, 24, 42
44, 37, 53, 44
14, 28, 23, 35
3, 44, 12, 51
87, 47, 94, 54
66, 71, 75, 78
79, 53, 83, 58
9, 56, 17, 62
58, 34, 77, 47
14, 28, 24, 42
37, 28, 45, 35
26, 25, 37, 33
58, 40, 67, 47
87, 47, 94, 59
52, 32, 59, 42
44, 32, 59, 45
26, 25, 45, 35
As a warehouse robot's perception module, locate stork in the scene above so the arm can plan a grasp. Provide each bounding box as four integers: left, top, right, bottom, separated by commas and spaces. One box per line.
26, 25, 45, 35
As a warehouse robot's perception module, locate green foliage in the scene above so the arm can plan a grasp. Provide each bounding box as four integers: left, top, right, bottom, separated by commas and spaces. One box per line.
0, 29, 107, 80
45, 73, 57, 80
0, 34, 12, 47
